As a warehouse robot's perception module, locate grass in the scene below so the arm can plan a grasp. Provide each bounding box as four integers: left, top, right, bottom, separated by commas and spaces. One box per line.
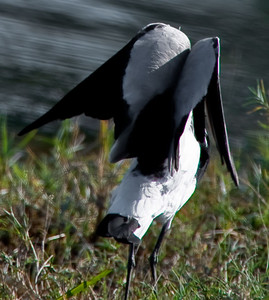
0, 81, 269, 299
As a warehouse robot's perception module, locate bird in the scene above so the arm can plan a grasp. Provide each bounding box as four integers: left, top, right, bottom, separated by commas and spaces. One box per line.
18, 23, 239, 299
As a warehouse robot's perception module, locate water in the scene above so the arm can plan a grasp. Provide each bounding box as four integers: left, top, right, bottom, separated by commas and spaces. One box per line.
1, 0, 269, 150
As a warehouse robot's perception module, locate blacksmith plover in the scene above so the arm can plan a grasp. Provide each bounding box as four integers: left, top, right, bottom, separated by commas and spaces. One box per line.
19, 23, 239, 299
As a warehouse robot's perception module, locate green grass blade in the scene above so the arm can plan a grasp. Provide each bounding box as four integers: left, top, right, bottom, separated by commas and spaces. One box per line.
1, 116, 8, 158
17, 129, 37, 150
57, 269, 112, 299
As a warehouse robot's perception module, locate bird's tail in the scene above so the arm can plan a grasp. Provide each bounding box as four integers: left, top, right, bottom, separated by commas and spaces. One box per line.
96, 214, 141, 245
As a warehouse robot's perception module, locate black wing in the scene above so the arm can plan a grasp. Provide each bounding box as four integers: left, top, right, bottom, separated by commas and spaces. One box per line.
205, 56, 239, 186
18, 25, 159, 136
170, 37, 238, 186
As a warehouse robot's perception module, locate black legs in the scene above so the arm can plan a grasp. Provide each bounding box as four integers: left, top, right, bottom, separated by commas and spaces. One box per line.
149, 220, 171, 285
124, 220, 171, 299
124, 243, 136, 300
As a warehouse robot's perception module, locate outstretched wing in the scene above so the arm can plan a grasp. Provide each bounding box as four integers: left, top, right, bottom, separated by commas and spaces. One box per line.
205, 44, 239, 186
18, 25, 158, 137
170, 37, 238, 186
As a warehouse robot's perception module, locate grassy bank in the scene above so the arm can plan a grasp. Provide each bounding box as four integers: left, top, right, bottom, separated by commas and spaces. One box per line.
0, 82, 268, 299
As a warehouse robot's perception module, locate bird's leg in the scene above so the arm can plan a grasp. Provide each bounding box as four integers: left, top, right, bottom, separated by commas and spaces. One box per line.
149, 220, 171, 287
124, 243, 136, 300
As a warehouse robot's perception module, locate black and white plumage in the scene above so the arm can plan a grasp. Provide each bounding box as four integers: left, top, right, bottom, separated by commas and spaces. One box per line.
19, 23, 239, 299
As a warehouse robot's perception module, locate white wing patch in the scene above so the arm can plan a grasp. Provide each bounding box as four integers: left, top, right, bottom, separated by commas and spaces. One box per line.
123, 24, 191, 117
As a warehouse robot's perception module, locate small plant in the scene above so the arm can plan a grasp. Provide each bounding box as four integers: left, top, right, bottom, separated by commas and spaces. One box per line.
246, 80, 269, 201
0, 116, 36, 173
248, 79, 269, 122
57, 269, 112, 299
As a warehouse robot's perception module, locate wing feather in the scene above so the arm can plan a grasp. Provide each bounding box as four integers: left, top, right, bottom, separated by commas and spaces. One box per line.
170, 37, 238, 185
205, 57, 239, 185
18, 25, 158, 136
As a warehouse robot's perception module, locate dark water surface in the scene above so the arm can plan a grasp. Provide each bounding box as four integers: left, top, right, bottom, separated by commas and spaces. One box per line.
1, 0, 269, 150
